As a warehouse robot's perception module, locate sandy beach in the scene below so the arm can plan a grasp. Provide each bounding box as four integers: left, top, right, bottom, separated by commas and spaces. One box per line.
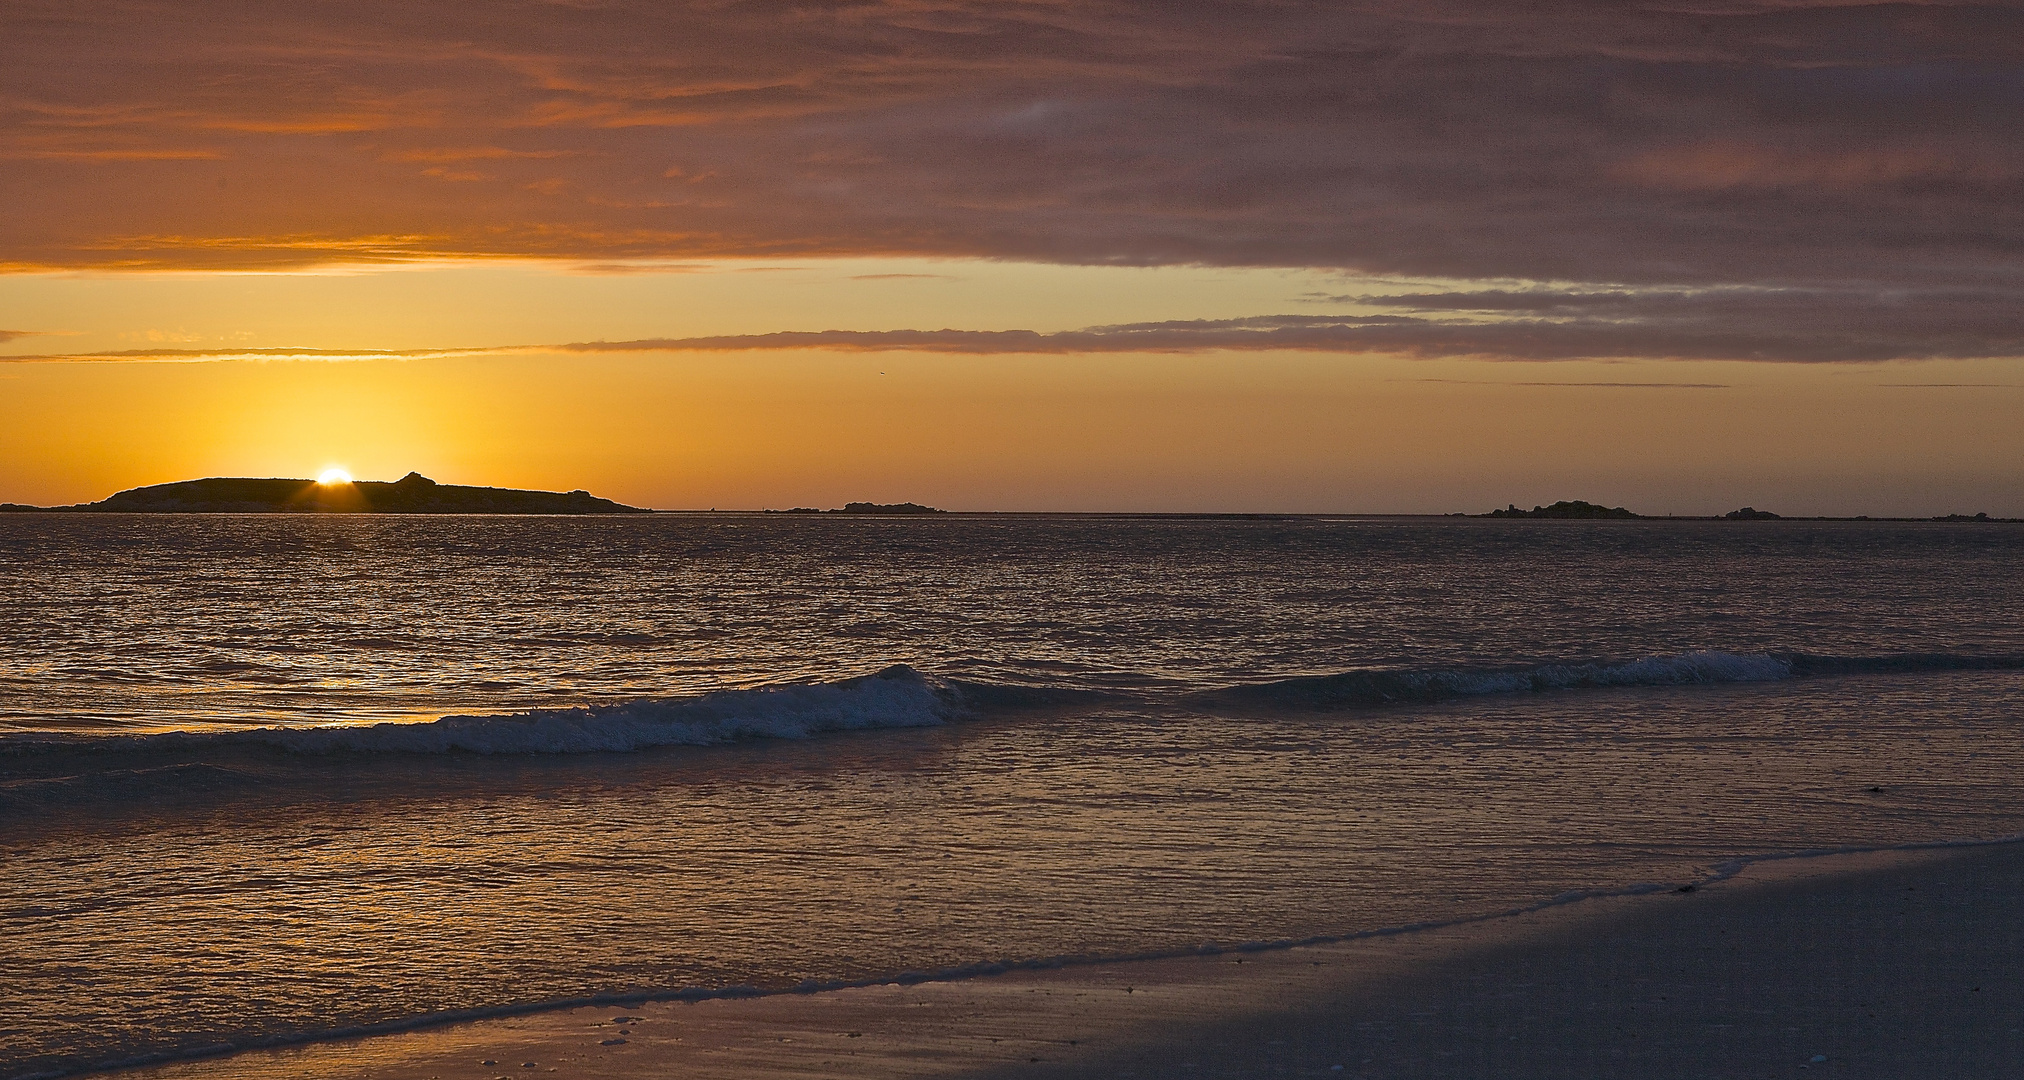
114, 841, 2024, 1080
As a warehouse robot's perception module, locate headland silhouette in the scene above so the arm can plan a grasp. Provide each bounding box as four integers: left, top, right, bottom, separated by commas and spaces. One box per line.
0, 472, 650, 514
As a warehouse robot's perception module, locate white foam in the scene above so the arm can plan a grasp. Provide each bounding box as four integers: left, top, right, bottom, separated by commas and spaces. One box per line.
171, 665, 954, 757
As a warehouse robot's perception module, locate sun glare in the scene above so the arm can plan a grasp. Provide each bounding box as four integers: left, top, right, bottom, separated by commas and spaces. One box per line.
317, 468, 354, 485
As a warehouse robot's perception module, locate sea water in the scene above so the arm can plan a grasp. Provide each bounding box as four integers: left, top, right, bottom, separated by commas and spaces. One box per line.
2, 515, 2021, 1078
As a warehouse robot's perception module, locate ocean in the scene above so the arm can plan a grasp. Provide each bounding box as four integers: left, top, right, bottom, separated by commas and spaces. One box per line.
3, 514, 2022, 1079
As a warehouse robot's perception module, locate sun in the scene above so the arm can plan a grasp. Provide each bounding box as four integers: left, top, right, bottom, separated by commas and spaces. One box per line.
317, 467, 354, 485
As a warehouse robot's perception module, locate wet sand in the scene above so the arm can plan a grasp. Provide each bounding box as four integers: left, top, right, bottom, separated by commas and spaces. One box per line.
121, 842, 2024, 1080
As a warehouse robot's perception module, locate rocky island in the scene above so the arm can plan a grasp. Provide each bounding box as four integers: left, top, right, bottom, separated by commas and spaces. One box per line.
1482, 500, 1641, 519
768, 502, 947, 515
1, 472, 651, 514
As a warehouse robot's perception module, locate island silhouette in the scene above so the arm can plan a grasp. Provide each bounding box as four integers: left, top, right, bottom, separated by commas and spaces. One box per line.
0, 472, 651, 514
769, 502, 946, 515
1481, 500, 1640, 519
0, 486, 2008, 519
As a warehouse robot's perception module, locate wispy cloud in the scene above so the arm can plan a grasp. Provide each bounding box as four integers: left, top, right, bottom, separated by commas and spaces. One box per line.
1, 148, 225, 161
381, 147, 577, 164
8, 295, 2022, 365
547, 306, 2024, 363
1336, 286, 2024, 362
0, 345, 523, 364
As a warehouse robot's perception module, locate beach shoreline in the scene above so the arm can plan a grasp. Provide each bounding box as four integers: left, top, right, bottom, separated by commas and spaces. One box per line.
104, 840, 2024, 1080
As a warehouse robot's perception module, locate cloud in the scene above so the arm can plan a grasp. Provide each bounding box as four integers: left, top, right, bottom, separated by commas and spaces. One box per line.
2, 2, 2020, 287
1339, 286, 2024, 361
4, 1, 2024, 363
546, 300, 2024, 362
9, 284, 2022, 364
0, 345, 519, 364
383, 147, 577, 164
0, 330, 40, 344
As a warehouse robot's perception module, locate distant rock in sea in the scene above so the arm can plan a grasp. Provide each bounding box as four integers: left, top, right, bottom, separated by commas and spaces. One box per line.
840, 501, 944, 515
766, 502, 947, 515
1723, 507, 1782, 520
13, 472, 651, 514
1482, 501, 1640, 519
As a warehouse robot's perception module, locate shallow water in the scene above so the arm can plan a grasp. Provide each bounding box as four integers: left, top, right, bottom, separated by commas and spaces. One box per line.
2, 515, 2021, 1078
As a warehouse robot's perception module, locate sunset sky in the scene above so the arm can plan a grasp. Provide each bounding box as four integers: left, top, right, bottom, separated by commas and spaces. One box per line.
4, 0, 2020, 514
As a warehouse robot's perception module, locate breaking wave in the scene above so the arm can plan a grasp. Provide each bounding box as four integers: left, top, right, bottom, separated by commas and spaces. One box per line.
0, 666, 1093, 818
2, 665, 1042, 762
4, 652, 2019, 786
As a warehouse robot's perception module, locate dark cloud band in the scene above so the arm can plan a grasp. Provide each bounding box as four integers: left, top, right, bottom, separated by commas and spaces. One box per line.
3, 2, 2021, 285
6, 0, 2024, 364
8, 284, 2023, 364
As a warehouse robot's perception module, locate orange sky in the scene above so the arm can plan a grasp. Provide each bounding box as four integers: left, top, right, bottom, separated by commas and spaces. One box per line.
3, 2, 2020, 514
3, 279, 2018, 515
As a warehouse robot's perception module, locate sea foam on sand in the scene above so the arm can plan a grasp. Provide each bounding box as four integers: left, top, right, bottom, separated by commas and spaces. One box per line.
116, 841, 2024, 1080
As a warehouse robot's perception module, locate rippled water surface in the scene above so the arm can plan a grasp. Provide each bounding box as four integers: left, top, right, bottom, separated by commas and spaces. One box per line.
3, 514, 2021, 731
2, 515, 2021, 1079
